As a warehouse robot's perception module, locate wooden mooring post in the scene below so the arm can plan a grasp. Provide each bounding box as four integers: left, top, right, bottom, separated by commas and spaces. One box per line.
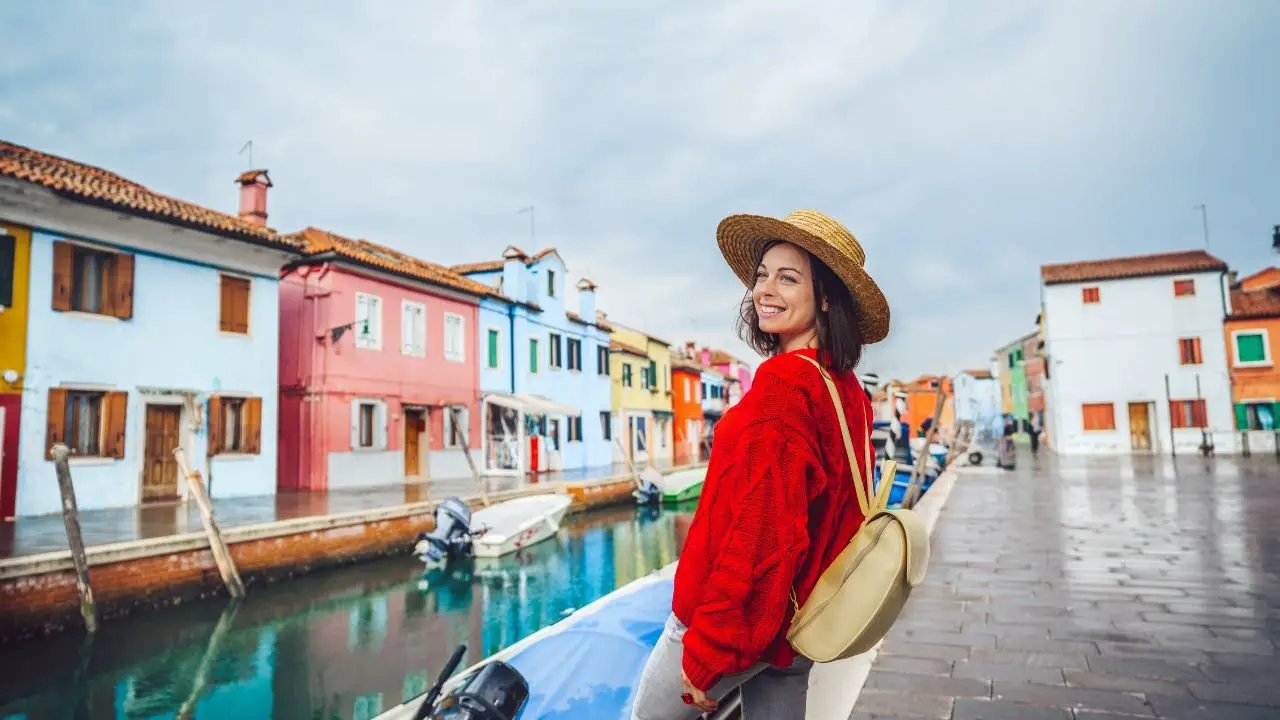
905, 383, 947, 509
451, 406, 488, 507
616, 436, 641, 490
176, 599, 243, 719
174, 448, 245, 599
51, 444, 98, 633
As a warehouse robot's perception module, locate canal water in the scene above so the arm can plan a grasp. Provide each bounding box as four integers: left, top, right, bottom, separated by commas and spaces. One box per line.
0, 503, 693, 720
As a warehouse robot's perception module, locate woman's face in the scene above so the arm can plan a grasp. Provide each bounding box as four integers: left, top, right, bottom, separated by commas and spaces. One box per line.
753, 242, 824, 343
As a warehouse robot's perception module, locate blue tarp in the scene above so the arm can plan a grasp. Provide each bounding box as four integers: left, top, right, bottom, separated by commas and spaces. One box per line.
505, 578, 674, 719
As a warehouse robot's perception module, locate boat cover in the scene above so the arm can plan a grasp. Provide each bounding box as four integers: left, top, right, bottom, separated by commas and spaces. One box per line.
504, 577, 674, 718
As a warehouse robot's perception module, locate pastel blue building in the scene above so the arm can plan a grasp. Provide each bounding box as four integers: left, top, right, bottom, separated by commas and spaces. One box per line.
700, 367, 728, 443
454, 247, 613, 475
1, 146, 298, 517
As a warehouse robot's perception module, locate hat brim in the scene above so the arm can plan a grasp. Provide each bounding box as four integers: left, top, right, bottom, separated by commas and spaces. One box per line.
716, 214, 890, 344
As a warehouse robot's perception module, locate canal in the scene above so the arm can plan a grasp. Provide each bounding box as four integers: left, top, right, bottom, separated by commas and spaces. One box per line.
0, 503, 693, 720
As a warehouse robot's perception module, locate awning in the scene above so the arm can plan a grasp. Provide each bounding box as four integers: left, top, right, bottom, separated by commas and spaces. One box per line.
483, 392, 581, 416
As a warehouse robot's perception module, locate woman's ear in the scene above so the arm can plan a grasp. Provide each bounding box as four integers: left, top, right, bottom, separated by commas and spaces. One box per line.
821, 297, 830, 312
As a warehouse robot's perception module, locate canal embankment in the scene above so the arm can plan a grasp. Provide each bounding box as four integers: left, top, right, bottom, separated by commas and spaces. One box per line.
0, 463, 705, 643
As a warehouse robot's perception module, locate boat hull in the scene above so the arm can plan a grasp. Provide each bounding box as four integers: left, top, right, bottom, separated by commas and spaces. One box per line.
471, 494, 573, 559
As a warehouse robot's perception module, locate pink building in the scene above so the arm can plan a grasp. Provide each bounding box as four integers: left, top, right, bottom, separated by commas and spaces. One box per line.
700, 348, 754, 406
278, 227, 495, 492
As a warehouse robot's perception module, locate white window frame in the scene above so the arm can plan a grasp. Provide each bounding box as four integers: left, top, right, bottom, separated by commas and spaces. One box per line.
401, 300, 426, 357
354, 292, 383, 350
443, 404, 470, 448
351, 398, 388, 450
1231, 329, 1272, 368
443, 313, 465, 363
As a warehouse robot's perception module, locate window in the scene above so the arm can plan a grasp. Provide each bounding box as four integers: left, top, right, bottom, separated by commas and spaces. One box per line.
1170, 399, 1207, 429
622, 363, 633, 387
597, 345, 611, 375
568, 415, 583, 442
354, 293, 382, 350
701, 382, 708, 400
64, 390, 104, 456
0, 232, 15, 309
1233, 331, 1271, 366
1081, 403, 1115, 431
358, 402, 376, 447
684, 377, 691, 402
208, 395, 263, 455
1235, 402, 1277, 431
567, 338, 582, 371
547, 269, 556, 298
1178, 337, 1202, 365
52, 241, 134, 319
444, 405, 469, 448
650, 361, 658, 390
1082, 287, 1100, 304
347, 399, 386, 451
548, 418, 561, 451
487, 328, 501, 369
530, 338, 539, 373
600, 411, 612, 441
549, 333, 563, 369
444, 313, 465, 362
219, 274, 251, 334
401, 301, 426, 357
1173, 279, 1195, 297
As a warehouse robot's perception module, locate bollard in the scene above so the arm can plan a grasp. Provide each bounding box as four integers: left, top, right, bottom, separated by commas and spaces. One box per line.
51, 444, 98, 633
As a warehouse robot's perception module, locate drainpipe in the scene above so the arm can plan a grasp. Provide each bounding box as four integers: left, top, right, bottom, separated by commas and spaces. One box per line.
508, 303, 517, 393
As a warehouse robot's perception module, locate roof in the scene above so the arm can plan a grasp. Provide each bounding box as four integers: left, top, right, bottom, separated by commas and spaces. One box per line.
287, 227, 500, 299
451, 246, 560, 275
671, 357, 705, 373
705, 349, 743, 366
1041, 250, 1227, 286
0, 138, 295, 249
236, 169, 272, 186
1236, 267, 1280, 292
961, 369, 993, 380
1229, 287, 1280, 321
565, 310, 611, 332
609, 340, 648, 357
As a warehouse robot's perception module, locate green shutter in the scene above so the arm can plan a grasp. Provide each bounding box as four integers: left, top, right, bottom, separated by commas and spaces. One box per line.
1235, 403, 1248, 431
487, 330, 499, 368
1236, 333, 1266, 363
530, 339, 538, 373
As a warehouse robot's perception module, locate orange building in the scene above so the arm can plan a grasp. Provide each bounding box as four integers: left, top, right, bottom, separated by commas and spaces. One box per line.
671, 357, 705, 465
903, 374, 953, 436
1226, 268, 1280, 434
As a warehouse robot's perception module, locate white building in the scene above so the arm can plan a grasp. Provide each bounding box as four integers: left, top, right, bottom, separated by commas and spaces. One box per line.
1041, 250, 1235, 455
952, 366, 1002, 442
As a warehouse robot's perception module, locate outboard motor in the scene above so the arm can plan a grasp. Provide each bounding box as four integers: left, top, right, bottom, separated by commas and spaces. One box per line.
413, 645, 529, 720
632, 467, 663, 506
415, 497, 474, 564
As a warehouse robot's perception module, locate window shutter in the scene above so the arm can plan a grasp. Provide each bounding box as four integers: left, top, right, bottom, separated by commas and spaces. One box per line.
351, 400, 361, 450
378, 402, 388, 449
103, 391, 129, 458
207, 397, 224, 456
1235, 403, 1248, 431
111, 253, 135, 319
244, 396, 263, 454
0, 232, 15, 308
45, 388, 68, 459
402, 304, 413, 354
52, 241, 74, 312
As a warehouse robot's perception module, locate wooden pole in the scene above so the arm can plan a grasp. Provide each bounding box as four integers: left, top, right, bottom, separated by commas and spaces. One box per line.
51, 444, 98, 633
1165, 374, 1176, 458
616, 436, 641, 490
452, 406, 488, 506
905, 384, 947, 508
176, 599, 243, 720
174, 448, 244, 599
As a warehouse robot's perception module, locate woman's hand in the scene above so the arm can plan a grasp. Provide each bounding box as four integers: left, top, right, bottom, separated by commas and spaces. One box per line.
680, 669, 719, 714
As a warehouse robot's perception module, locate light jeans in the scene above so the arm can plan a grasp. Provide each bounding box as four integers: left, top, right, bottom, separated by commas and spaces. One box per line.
631, 614, 813, 720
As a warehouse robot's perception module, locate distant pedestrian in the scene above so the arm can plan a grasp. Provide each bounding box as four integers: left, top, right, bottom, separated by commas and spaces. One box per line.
1029, 418, 1041, 454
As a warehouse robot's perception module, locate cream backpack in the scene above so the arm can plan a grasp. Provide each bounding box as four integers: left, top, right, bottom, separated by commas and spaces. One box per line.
786, 355, 931, 662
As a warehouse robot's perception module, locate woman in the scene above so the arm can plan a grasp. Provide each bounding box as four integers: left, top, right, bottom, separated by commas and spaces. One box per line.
632, 209, 890, 719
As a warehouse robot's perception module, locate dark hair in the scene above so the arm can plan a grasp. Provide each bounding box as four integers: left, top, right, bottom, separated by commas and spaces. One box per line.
735, 239, 865, 373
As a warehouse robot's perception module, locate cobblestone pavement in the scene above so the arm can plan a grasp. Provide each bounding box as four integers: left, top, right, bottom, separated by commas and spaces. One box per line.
851, 450, 1280, 720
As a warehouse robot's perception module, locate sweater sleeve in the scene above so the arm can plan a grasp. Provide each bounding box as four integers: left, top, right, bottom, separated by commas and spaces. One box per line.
680, 419, 821, 691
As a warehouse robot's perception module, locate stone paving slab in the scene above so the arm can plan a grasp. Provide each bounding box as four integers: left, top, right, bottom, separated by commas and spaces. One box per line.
850, 450, 1280, 719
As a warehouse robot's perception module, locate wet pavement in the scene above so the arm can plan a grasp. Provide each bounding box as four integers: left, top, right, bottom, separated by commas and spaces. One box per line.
853, 449, 1280, 720
0, 460, 694, 560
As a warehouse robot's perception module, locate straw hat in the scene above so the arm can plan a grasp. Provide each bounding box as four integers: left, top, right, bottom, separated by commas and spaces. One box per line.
716, 209, 890, 343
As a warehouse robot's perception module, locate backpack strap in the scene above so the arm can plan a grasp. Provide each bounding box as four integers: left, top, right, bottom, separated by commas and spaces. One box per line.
796, 354, 874, 516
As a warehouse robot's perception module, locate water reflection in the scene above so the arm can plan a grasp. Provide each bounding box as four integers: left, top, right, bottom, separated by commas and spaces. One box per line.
0, 503, 693, 720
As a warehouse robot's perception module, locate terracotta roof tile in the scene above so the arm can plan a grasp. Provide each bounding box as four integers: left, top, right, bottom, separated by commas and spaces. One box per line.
452, 247, 562, 275
962, 369, 993, 379
565, 310, 610, 331
1229, 288, 1280, 320
1237, 267, 1280, 291
1041, 250, 1227, 286
610, 340, 648, 357
0, 139, 296, 249
288, 227, 500, 299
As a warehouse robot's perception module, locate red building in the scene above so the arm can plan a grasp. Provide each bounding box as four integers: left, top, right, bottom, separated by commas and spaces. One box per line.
671, 356, 705, 465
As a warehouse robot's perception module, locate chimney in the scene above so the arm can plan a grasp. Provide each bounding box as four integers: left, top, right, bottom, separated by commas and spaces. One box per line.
684, 341, 696, 359
236, 170, 272, 226
502, 246, 527, 302
576, 278, 598, 323
700, 347, 711, 366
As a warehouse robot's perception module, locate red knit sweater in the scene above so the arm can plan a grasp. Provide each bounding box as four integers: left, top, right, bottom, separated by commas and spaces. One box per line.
672, 348, 872, 691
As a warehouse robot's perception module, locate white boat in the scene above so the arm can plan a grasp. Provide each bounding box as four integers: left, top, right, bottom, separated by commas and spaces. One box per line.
470, 494, 572, 558
635, 466, 706, 505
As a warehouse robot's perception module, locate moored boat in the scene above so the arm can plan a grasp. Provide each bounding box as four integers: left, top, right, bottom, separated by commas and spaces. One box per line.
414, 493, 573, 564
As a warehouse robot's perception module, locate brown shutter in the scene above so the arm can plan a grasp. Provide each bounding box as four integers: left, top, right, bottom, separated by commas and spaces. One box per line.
233, 278, 250, 333
112, 252, 134, 319
207, 396, 223, 456
45, 388, 68, 459
103, 391, 128, 458
244, 396, 262, 454
52, 241, 74, 312
219, 275, 232, 332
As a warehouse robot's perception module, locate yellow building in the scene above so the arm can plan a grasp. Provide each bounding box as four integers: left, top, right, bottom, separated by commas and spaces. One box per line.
609, 322, 674, 467
1, 221, 32, 520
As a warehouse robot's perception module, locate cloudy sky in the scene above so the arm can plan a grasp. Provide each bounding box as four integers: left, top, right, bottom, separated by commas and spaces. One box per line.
2, 1, 1277, 379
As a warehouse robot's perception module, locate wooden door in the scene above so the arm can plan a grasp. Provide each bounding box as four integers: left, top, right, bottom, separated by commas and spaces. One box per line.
142, 405, 181, 503
1128, 402, 1151, 451
404, 409, 424, 477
